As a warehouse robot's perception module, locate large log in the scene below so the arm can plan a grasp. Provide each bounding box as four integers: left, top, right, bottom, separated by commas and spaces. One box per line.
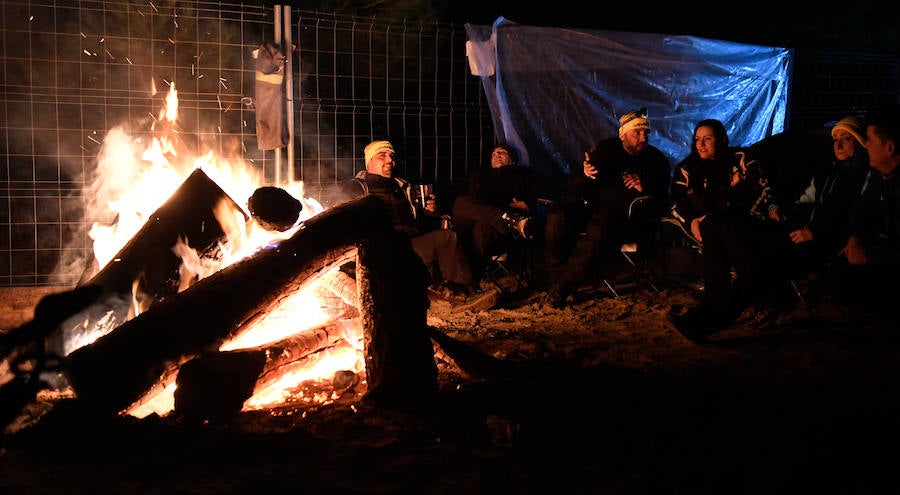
258, 317, 361, 372
123, 317, 360, 419
83, 168, 248, 309
174, 350, 267, 423
40, 171, 244, 361
64, 195, 393, 413
357, 229, 438, 411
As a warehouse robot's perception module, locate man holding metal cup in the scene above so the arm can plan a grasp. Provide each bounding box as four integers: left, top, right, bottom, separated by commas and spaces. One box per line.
342, 140, 493, 305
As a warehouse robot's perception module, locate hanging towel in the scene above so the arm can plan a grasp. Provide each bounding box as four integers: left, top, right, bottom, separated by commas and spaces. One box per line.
254, 41, 288, 150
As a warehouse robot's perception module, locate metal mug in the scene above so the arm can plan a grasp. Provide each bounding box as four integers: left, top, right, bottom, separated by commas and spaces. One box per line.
415, 183, 434, 209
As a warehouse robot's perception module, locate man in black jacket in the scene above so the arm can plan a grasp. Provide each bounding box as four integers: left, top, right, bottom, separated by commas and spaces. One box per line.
342, 140, 486, 304
543, 109, 671, 307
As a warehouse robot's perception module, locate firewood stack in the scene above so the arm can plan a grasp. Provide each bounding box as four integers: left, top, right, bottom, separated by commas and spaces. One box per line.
61, 194, 439, 416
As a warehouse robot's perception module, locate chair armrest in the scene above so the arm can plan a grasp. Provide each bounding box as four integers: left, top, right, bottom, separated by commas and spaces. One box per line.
626, 195, 652, 217
661, 216, 702, 248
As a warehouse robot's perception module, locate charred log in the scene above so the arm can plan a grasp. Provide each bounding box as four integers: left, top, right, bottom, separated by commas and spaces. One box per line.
64, 195, 393, 414
82, 168, 248, 308
0, 285, 104, 398
1, 285, 103, 349
174, 350, 267, 423
247, 186, 303, 232
357, 229, 437, 412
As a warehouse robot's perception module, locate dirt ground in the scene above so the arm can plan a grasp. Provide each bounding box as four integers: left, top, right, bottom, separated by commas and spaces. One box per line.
1, 270, 899, 494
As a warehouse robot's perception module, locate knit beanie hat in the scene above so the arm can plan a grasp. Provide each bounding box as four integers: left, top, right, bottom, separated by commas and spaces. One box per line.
364, 140, 394, 164
831, 116, 866, 147
618, 108, 650, 137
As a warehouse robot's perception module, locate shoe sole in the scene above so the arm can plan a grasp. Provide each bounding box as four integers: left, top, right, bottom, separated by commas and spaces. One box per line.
428, 288, 501, 315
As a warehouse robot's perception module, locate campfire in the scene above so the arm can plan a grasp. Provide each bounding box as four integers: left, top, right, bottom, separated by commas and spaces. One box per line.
3, 81, 465, 424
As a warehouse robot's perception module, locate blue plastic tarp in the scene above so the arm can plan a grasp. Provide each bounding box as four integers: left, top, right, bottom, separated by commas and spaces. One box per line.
465, 17, 794, 193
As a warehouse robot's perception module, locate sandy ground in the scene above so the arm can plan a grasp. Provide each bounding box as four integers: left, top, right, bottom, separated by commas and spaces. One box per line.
1, 272, 899, 494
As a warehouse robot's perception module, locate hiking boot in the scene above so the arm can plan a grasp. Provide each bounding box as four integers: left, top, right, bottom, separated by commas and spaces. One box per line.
668, 303, 732, 343
751, 307, 781, 330
542, 285, 567, 309
427, 283, 467, 303
453, 287, 501, 312
501, 211, 535, 240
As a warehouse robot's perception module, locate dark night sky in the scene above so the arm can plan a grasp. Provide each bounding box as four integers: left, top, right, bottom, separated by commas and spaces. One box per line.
446, 0, 898, 53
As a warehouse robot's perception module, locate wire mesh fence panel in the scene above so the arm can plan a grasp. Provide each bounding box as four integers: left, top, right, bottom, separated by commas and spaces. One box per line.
0, 1, 494, 286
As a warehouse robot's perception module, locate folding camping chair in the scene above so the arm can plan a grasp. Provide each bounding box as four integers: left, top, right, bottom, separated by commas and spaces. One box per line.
599, 196, 666, 299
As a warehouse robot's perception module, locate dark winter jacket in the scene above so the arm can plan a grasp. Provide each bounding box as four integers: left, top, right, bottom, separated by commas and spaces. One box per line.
790, 151, 869, 256
671, 148, 777, 225
462, 164, 539, 213
567, 136, 671, 219
847, 169, 900, 265
342, 171, 440, 236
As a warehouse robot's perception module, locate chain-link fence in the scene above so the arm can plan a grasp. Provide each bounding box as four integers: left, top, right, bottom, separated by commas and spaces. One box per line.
0, 1, 493, 286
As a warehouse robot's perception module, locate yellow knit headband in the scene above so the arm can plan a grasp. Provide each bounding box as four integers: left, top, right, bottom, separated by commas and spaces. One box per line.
618, 109, 650, 137
364, 140, 394, 164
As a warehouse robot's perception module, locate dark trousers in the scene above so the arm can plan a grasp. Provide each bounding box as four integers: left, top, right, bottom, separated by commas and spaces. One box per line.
828, 260, 900, 319
451, 194, 511, 278
410, 228, 474, 288
699, 214, 788, 313
543, 205, 574, 267
551, 202, 626, 297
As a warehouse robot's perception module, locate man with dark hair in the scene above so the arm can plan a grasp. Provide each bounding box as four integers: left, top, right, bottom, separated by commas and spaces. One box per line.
543, 108, 671, 307
451, 143, 539, 282
831, 104, 900, 317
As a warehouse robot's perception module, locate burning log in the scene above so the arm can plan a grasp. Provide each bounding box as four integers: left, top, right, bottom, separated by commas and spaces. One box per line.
246, 339, 363, 411
82, 168, 248, 311
175, 318, 361, 422
63, 195, 429, 414
123, 318, 359, 419
258, 318, 361, 372
317, 268, 359, 308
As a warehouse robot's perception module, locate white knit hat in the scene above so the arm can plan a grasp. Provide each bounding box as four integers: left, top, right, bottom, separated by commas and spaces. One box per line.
364, 140, 394, 164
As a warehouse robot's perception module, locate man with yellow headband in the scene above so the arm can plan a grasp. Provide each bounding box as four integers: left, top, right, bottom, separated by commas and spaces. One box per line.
543, 108, 671, 308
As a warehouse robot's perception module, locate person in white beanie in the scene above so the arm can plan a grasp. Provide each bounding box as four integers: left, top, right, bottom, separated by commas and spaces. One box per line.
342, 139, 495, 306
